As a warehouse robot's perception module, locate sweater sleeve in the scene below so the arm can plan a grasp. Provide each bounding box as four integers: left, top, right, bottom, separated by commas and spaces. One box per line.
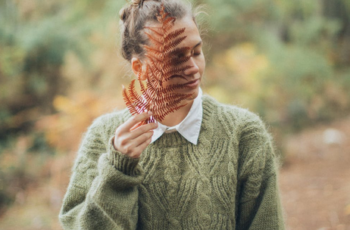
59, 114, 144, 230
236, 113, 285, 230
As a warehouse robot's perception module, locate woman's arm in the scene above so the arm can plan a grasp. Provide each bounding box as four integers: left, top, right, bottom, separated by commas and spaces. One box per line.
236, 113, 285, 230
59, 112, 154, 230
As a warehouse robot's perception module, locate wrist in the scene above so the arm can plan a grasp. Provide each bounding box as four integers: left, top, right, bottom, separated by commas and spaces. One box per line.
108, 136, 140, 176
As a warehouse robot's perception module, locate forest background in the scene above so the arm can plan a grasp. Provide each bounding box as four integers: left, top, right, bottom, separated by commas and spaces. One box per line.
0, 0, 350, 229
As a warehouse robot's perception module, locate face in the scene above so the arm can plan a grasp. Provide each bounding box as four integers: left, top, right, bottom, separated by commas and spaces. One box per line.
132, 16, 206, 101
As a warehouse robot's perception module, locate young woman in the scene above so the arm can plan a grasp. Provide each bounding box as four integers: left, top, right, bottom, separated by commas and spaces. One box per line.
59, 0, 285, 229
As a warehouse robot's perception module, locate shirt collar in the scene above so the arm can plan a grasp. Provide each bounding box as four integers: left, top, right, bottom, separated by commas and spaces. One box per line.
151, 87, 203, 145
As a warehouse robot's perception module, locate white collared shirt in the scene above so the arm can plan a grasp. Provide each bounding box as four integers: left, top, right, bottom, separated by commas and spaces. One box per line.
151, 88, 203, 145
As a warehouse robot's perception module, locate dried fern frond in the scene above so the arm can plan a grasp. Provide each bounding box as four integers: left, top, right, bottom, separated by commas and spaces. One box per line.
122, 4, 193, 126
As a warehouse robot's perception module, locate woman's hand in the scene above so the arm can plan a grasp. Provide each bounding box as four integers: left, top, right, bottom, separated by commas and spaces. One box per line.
113, 112, 157, 159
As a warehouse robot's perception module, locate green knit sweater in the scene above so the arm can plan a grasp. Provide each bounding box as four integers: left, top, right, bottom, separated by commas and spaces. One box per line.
59, 95, 285, 230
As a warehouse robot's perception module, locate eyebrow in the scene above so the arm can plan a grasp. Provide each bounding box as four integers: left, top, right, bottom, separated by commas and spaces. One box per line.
193, 41, 202, 49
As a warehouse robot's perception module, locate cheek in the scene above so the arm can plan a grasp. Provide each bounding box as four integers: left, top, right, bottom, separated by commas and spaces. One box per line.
198, 56, 206, 75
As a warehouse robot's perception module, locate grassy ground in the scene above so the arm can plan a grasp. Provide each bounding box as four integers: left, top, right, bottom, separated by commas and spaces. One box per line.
280, 116, 350, 230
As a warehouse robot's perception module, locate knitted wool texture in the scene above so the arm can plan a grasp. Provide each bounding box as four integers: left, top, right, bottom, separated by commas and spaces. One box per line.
59, 95, 285, 230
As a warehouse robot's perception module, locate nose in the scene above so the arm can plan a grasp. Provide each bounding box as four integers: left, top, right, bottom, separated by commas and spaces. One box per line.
183, 57, 199, 76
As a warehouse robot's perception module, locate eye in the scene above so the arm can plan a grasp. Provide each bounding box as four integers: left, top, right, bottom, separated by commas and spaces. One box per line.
177, 53, 185, 58
192, 49, 201, 56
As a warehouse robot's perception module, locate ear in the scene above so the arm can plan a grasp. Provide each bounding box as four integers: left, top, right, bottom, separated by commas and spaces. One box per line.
131, 58, 145, 80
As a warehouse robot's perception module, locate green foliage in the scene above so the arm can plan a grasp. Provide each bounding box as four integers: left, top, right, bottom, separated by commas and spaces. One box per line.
0, 1, 91, 139
201, 0, 350, 133
0, 0, 103, 214
0, 0, 350, 226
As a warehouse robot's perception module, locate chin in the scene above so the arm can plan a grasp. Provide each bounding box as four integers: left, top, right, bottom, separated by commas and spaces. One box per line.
185, 87, 199, 101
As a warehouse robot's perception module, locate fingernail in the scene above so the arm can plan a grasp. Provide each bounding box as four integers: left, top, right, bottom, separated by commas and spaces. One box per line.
148, 111, 153, 115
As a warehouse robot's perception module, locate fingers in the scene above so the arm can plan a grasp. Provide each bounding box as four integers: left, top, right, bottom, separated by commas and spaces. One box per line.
113, 112, 157, 158
122, 112, 152, 132
134, 131, 153, 147
119, 131, 153, 158
115, 114, 157, 141
130, 122, 158, 139
131, 135, 153, 158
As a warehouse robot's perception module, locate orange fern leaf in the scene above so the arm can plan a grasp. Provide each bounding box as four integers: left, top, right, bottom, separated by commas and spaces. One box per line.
122, 4, 193, 125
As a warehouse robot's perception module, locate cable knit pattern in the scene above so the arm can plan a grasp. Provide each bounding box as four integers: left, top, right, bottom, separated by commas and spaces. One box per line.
59, 95, 285, 230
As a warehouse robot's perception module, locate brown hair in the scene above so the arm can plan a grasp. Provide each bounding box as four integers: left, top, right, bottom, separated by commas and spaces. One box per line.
119, 0, 194, 61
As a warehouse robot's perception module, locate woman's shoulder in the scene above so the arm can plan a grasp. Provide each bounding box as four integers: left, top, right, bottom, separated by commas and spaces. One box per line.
202, 94, 264, 129
87, 108, 131, 136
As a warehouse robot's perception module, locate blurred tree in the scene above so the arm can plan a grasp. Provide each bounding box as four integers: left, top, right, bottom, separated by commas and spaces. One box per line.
1, 1, 79, 140
0, 0, 120, 214
0, 0, 350, 227
0, 0, 124, 142
200, 0, 350, 132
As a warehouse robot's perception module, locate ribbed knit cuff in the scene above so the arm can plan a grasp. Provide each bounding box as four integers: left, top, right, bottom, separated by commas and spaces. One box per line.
108, 136, 140, 176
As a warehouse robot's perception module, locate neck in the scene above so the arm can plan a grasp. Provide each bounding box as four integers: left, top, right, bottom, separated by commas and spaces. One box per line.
159, 100, 194, 127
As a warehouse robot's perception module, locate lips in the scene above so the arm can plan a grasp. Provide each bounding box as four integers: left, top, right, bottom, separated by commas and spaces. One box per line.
185, 79, 199, 85
168, 75, 200, 88
169, 75, 185, 80
183, 78, 200, 88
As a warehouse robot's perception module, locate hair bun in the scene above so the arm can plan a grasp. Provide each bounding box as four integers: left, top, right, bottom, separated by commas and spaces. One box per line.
131, 0, 141, 6
120, 0, 146, 21
132, 0, 150, 8
119, 7, 128, 21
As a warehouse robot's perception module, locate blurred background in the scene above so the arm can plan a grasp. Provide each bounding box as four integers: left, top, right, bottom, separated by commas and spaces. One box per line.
0, 0, 350, 229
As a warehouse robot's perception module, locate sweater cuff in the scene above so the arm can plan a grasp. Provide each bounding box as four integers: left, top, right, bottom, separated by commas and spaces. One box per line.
107, 136, 140, 176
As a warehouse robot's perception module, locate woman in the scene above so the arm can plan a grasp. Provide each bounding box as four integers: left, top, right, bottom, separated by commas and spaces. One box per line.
59, 0, 285, 229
